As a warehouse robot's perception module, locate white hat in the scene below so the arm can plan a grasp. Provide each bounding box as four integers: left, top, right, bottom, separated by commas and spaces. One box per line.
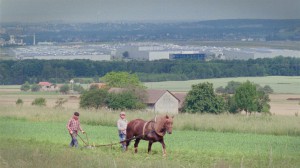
120, 111, 126, 115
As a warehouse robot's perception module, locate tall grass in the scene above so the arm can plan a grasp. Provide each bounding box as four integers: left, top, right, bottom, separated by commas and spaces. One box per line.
174, 113, 300, 136
1, 105, 299, 136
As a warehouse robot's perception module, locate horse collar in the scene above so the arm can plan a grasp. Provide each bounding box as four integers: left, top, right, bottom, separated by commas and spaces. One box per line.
142, 121, 149, 137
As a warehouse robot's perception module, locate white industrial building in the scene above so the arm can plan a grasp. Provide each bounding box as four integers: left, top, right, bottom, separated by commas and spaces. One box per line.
116, 45, 209, 61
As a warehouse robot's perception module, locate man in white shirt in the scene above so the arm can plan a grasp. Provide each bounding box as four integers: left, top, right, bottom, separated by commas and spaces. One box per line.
117, 111, 127, 151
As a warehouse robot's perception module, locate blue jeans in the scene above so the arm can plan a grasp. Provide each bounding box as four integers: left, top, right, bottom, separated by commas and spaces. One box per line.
69, 131, 78, 147
119, 133, 126, 151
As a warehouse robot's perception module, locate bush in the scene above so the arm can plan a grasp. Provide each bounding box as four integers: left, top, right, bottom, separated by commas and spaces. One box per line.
59, 84, 70, 94
54, 98, 68, 108
32, 98, 46, 106
182, 82, 225, 114
106, 91, 145, 110
73, 84, 85, 94
80, 89, 108, 109
31, 84, 41, 92
20, 82, 30, 91
89, 84, 99, 90
262, 85, 274, 94
227, 95, 239, 113
16, 98, 23, 106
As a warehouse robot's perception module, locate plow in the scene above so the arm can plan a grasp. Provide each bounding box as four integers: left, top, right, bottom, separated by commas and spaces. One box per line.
77, 132, 143, 149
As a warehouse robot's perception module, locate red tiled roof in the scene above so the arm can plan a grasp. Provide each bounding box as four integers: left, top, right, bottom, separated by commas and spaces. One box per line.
38, 82, 52, 86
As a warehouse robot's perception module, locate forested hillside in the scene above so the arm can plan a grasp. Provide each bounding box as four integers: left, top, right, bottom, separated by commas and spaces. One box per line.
0, 56, 299, 84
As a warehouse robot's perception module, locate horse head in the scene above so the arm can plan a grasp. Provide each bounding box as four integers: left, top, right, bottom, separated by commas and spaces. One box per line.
154, 115, 174, 136
164, 115, 174, 134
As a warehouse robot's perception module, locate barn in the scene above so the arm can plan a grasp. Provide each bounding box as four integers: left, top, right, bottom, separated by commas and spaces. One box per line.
145, 90, 180, 114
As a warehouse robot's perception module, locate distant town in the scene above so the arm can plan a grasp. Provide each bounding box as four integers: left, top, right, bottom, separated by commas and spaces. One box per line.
1, 19, 300, 61
7, 42, 300, 61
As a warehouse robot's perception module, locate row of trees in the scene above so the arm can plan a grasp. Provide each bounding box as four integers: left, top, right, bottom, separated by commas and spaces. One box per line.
79, 72, 271, 114
20, 82, 41, 92
182, 81, 271, 114
1, 56, 299, 84
215, 81, 273, 94
20, 82, 85, 94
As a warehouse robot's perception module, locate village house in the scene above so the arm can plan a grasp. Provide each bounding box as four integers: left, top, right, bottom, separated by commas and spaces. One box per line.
38, 82, 57, 91
145, 90, 180, 114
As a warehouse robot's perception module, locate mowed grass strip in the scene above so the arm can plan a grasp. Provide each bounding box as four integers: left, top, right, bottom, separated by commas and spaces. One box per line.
1, 117, 299, 168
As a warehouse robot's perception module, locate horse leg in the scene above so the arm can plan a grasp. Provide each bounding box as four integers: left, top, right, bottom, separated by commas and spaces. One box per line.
148, 141, 153, 154
134, 138, 140, 153
125, 139, 130, 151
125, 133, 132, 151
159, 139, 167, 156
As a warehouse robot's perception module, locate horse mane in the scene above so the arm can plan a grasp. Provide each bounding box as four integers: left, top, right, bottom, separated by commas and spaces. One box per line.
152, 115, 169, 136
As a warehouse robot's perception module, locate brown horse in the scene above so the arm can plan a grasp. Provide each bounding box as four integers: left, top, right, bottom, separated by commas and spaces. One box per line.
125, 115, 174, 156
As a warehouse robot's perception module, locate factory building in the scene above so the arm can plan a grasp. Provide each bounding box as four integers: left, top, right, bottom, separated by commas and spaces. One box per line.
116, 45, 207, 61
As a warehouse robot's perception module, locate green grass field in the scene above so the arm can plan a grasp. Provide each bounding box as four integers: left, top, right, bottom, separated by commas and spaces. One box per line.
0, 106, 300, 168
1, 117, 300, 168
145, 76, 300, 94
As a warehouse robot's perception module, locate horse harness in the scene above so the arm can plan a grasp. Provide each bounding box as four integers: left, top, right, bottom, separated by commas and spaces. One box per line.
142, 116, 166, 138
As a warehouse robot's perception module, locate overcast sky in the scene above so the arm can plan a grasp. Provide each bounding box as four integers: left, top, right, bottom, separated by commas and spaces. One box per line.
1, 0, 300, 23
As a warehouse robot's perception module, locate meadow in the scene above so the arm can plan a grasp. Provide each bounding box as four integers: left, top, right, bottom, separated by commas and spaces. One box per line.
0, 76, 300, 167
145, 76, 300, 94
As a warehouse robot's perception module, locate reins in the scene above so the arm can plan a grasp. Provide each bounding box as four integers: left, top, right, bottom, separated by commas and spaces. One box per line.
78, 130, 156, 148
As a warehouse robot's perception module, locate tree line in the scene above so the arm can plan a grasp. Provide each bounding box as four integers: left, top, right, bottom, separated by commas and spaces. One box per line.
183, 81, 271, 114
0, 56, 299, 84
78, 72, 271, 114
